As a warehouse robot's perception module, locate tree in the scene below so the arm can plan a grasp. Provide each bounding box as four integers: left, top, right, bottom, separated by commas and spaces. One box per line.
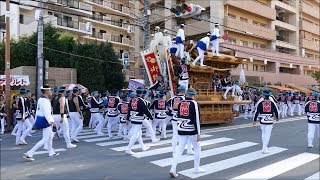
312, 71, 320, 85
0, 24, 124, 91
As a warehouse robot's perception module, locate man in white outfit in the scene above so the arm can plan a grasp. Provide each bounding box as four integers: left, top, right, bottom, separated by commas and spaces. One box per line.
175, 24, 186, 59
170, 88, 204, 178
23, 85, 60, 161
192, 33, 211, 67
211, 23, 221, 56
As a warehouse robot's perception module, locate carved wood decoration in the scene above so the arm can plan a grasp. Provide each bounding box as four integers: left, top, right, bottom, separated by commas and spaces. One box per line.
170, 52, 248, 124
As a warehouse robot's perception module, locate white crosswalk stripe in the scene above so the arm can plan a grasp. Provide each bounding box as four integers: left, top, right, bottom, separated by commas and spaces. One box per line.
179, 147, 287, 178
305, 172, 320, 180
33, 148, 66, 155
133, 138, 233, 158
232, 153, 320, 180
62, 127, 319, 179
151, 141, 258, 167
111, 134, 213, 152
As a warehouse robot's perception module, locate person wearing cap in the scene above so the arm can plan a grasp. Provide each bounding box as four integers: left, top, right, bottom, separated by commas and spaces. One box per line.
68, 87, 83, 142
278, 92, 288, 118
253, 90, 279, 154
192, 33, 211, 67
51, 86, 76, 148
106, 90, 121, 139
170, 88, 204, 177
291, 92, 301, 116
126, 87, 153, 155
210, 23, 221, 56
90, 91, 105, 135
141, 90, 160, 143
286, 92, 293, 116
304, 92, 320, 148
175, 24, 186, 59
23, 85, 59, 161
15, 88, 32, 145
117, 96, 130, 140
176, 58, 189, 89
150, 92, 167, 139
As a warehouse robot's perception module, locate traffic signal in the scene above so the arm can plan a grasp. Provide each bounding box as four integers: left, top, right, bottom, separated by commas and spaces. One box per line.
122, 52, 129, 66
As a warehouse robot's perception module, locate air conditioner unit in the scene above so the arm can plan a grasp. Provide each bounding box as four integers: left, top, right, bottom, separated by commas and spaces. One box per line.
85, 22, 92, 32
127, 25, 133, 34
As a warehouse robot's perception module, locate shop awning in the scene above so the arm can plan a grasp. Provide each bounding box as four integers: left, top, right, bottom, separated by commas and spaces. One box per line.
0, 75, 30, 86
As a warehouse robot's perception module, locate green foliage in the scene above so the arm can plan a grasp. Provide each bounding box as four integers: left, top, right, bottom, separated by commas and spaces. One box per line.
312, 71, 320, 85
0, 24, 124, 91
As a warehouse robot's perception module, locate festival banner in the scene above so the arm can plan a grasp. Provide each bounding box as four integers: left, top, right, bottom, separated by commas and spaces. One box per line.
141, 50, 161, 86
0, 75, 30, 86
166, 55, 175, 97
128, 79, 145, 92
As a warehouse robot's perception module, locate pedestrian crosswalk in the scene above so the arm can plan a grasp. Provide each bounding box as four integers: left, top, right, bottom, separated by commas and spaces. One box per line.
75, 127, 319, 179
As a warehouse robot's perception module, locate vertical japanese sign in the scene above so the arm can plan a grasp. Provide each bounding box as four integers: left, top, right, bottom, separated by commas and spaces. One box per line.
141, 51, 161, 86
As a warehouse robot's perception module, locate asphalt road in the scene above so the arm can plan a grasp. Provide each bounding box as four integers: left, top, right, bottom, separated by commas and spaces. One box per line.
0, 116, 319, 180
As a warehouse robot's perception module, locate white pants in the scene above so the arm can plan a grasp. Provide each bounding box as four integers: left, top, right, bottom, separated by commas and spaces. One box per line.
53, 115, 72, 147
142, 118, 157, 142
92, 113, 105, 134
300, 103, 305, 115
287, 102, 292, 116
211, 39, 219, 55
26, 126, 55, 157
69, 112, 83, 140
152, 118, 166, 138
170, 135, 201, 172
291, 104, 299, 116
172, 120, 193, 155
15, 119, 32, 144
107, 116, 119, 138
281, 104, 288, 118
175, 43, 184, 59
29, 115, 35, 126
89, 113, 96, 128
249, 103, 255, 117
192, 47, 204, 66
260, 124, 273, 151
244, 105, 249, 119
1, 117, 5, 134
119, 123, 129, 138
179, 80, 189, 90
308, 123, 320, 146
126, 124, 146, 151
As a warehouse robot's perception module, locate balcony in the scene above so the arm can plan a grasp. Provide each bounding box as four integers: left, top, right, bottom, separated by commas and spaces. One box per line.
225, 0, 276, 20
273, 20, 297, 31
301, 21, 320, 35
85, 0, 130, 16
83, 15, 134, 33
302, 3, 320, 19
48, 0, 92, 16
301, 39, 319, 51
224, 17, 276, 40
275, 40, 298, 50
47, 16, 91, 35
272, 0, 296, 13
149, 9, 167, 23
184, 20, 210, 37
84, 33, 134, 47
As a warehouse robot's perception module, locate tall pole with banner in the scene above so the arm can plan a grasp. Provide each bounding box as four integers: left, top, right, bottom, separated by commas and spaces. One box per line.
5, 0, 11, 130
36, 0, 44, 98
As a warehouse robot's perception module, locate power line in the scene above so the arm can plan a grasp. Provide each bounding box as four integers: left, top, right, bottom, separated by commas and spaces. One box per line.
25, 41, 124, 64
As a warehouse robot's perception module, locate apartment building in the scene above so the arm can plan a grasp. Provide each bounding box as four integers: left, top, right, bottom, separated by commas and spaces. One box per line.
149, 0, 319, 86
0, 0, 140, 82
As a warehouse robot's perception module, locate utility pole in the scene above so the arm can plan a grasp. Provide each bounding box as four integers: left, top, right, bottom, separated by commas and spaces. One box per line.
36, 0, 44, 98
5, 0, 11, 130
142, 0, 150, 86
143, 0, 150, 49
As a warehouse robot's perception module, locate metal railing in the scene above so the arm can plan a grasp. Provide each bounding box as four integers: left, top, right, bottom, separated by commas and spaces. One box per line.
57, 17, 79, 29
92, 32, 104, 39
278, 0, 296, 7
90, 0, 103, 5
57, 0, 79, 9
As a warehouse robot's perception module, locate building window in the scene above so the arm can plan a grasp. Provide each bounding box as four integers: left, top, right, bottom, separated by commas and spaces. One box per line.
240, 17, 248, 23
111, 35, 122, 43
48, 11, 53, 15
111, 2, 123, 12
19, 14, 24, 24
228, 37, 236, 44
228, 13, 236, 19
260, 65, 266, 72
253, 64, 259, 71
243, 64, 249, 71
240, 40, 248, 47
305, 53, 313, 58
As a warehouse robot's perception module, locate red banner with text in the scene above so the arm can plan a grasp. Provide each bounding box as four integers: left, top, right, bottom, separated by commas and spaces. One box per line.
141, 51, 161, 86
